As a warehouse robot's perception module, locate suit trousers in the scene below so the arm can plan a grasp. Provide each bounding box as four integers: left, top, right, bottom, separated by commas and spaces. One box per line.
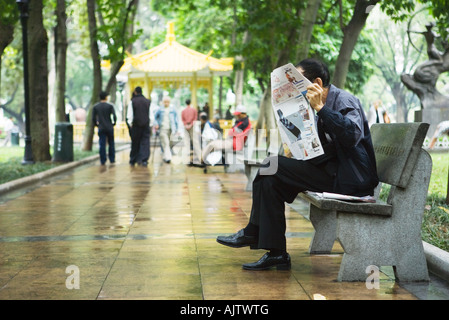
130, 125, 150, 164
249, 156, 336, 251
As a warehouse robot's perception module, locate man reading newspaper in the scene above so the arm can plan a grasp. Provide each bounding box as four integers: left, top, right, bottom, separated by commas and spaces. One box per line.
217, 59, 379, 271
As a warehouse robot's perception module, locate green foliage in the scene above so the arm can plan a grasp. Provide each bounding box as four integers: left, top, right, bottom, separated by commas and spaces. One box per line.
310, 0, 375, 94
0, 146, 97, 185
422, 152, 449, 251
380, 0, 449, 38
379, 152, 449, 252
96, 0, 143, 62
422, 197, 449, 252
0, 0, 19, 25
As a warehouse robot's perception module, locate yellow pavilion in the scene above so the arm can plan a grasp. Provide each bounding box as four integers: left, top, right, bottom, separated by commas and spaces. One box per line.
118, 22, 233, 113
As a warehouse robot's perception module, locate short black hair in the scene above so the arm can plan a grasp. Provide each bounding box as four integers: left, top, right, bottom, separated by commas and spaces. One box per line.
99, 91, 109, 100
185, 99, 191, 105
296, 58, 330, 87
134, 86, 142, 94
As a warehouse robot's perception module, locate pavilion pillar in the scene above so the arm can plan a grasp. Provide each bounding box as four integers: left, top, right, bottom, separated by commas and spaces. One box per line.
144, 74, 150, 97
128, 79, 135, 99
191, 72, 198, 109
208, 73, 214, 119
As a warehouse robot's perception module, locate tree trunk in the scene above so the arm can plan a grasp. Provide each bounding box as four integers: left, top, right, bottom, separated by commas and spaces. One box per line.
234, 31, 248, 106
389, 82, 407, 123
231, 3, 246, 107
0, 22, 15, 106
333, 0, 380, 88
54, 0, 68, 123
82, 0, 138, 150
296, 0, 322, 62
82, 0, 102, 151
257, 6, 302, 144
28, 0, 51, 161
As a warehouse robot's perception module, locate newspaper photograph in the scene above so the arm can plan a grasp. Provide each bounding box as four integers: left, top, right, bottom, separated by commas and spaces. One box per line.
271, 63, 324, 160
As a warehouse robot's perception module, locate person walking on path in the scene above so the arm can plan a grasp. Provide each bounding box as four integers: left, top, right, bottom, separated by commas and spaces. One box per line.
181, 98, 198, 164
92, 91, 117, 165
127, 86, 151, 166
2, 117, 14, 146
216, 59, 379, 271
154, 96, 180, 163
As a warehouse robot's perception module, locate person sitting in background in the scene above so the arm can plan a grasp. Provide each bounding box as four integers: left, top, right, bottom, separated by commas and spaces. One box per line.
367, 99, 390, 127
192, 112, 220, 165
201, 105, 251, 164
429, 120, 449, 149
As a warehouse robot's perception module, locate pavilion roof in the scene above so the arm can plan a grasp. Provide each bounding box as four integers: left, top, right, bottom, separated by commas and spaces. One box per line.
118, 22, 233, 76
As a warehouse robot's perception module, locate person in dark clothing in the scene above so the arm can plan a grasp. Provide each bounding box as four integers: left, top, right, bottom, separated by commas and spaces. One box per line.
92, 91, 117, 165
225, 105, 233, 120
127, 86, 151, 166
216, 59, 379, 271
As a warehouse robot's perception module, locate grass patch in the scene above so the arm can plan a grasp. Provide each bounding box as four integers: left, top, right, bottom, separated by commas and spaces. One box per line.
0, 146, 97, 185
424, 152, 449, 251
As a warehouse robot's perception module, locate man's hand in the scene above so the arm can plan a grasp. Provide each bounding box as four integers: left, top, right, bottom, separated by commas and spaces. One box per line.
306, 83, 324, 112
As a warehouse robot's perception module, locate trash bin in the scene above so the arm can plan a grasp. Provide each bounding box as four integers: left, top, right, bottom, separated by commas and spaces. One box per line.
53, 122, 73, 162
11, 132, 19, 146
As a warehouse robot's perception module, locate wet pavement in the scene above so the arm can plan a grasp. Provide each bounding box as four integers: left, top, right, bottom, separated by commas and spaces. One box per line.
0, 149, 449, 300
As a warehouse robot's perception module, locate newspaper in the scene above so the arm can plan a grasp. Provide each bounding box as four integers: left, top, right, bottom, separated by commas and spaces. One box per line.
271, 63, 324, 160
305, 191, 376, 203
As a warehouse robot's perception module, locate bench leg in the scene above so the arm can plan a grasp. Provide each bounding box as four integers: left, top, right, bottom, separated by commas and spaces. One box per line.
393, 244, 429, 282
336, 215, 390, 281
336, 214, 429, 282
337, 150, 431, 282
308, 204, 337, 254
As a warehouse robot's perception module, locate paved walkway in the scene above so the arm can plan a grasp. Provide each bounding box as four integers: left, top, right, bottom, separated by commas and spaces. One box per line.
1, 149, 449, 300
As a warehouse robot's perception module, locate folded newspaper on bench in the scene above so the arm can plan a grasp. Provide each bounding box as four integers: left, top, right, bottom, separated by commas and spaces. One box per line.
271, 63, 324, 160
307, 191, 376, 203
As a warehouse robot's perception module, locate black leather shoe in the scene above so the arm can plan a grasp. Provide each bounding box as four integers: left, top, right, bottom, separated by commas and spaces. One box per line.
242, 252, 291, 271
216, 229, 258, 249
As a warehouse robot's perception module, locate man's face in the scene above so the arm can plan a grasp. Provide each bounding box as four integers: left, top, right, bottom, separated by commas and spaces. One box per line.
163, 98, 170, 108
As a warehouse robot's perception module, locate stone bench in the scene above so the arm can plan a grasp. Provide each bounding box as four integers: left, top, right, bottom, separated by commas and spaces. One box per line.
299, 122, 432, 282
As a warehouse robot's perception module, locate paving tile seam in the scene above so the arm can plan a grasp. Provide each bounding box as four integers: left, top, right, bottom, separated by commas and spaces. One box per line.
186, 175, 206, 301
0, 231, 316, 243
94, 180, 151, 300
